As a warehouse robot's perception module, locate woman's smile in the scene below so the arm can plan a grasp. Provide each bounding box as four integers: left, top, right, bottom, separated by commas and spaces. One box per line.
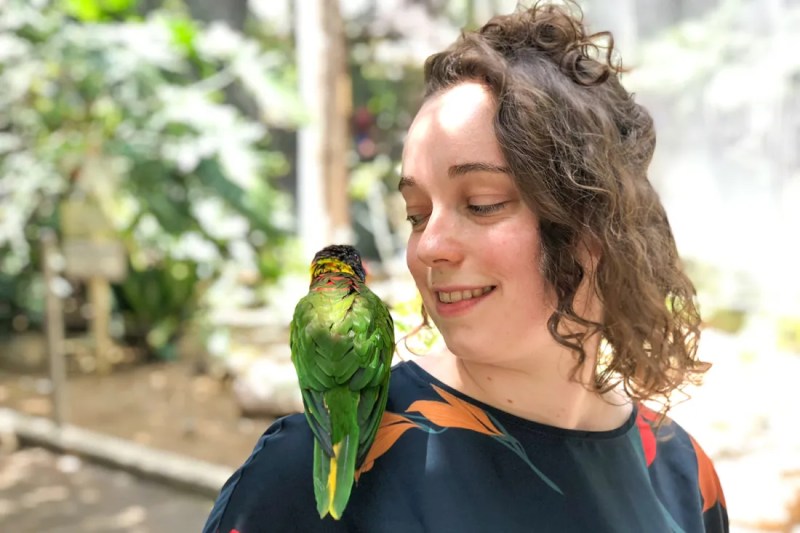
436, 285, 494, 303
433, 285, 497, 317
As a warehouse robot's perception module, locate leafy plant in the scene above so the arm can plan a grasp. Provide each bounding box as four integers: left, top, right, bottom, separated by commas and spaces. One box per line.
0, 0, 301, 357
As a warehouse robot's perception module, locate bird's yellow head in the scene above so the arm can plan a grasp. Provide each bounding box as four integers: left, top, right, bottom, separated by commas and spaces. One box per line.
310, 244, 366, 282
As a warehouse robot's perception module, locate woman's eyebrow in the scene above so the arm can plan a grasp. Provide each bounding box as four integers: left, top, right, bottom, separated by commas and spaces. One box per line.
399, 162, 510, 191
448, 162, 510, 177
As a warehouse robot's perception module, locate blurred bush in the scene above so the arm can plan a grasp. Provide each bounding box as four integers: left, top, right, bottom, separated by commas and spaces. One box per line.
0, 0, 301, 358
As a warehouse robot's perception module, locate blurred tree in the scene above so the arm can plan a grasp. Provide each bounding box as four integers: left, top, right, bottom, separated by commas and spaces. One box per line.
294, 0, 352, 257
0, 0, 301, 358
321, 0, 352, 245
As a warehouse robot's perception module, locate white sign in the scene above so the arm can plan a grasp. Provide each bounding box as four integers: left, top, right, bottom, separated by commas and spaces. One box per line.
63, 240, 127, 282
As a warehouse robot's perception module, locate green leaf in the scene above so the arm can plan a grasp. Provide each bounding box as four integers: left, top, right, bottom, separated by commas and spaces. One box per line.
63, 0, 102, 22
195, 158, 276, 236
103, 0, 135, 13
2, 0, 301, 338
168, 17, 199, 57
61, 0, 136, 21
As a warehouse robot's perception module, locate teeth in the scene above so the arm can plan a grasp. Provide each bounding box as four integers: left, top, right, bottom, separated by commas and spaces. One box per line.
437, 286, 492, 303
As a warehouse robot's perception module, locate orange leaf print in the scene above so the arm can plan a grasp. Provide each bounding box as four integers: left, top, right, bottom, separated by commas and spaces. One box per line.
381, 411, 413, 426
431, 384, 502, 436
407, 399, 501, 437
689, 435, 727, 512
355, 412, 416, 481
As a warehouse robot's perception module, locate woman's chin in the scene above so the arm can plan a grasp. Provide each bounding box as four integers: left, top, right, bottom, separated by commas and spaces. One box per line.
438, 336, 492, 364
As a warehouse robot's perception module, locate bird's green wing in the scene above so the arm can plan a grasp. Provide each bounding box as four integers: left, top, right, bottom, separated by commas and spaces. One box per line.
289, 292, 352, 458
346, 286, 394, 467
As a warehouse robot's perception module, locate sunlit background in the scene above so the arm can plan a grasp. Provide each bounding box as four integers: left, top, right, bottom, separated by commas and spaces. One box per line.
0, 0, 797, 531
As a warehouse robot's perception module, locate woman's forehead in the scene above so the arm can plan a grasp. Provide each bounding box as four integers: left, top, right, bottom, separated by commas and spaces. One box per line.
415, 82, 494, 131
403, 82, 504, 170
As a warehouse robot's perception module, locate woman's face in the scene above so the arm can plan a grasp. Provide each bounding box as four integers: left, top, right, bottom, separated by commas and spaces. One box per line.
401, 82, 557, 364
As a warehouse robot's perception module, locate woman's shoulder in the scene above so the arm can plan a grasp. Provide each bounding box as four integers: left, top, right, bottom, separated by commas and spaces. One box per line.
202, 414, 318, 533
224, 360, 425, 466
636, 404, 721, 474
636, 405, 728, 530
219, 361, 426, 474
225, 413, 316, 480
202, 363, 427, 533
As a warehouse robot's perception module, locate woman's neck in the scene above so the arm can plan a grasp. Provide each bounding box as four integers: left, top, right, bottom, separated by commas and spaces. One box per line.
415, 343, 632, 432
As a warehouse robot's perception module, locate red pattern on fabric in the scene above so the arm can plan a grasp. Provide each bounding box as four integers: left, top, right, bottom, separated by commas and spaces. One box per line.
636, 405, 657, 466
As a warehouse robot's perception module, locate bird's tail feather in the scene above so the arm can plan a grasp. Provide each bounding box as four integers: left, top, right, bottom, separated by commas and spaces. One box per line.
313, 432, 358, 520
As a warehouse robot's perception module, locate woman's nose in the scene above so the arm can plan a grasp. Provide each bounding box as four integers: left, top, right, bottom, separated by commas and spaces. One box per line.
414, 209, 464, 266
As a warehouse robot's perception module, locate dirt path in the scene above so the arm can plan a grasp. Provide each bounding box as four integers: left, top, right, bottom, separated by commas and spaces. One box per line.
0, 446, 212, 532
0, 361, 274, 469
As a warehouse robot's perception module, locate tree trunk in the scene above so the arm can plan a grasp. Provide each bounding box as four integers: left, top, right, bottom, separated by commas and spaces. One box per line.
295, 0, 352, 257
321, 0, 353, 244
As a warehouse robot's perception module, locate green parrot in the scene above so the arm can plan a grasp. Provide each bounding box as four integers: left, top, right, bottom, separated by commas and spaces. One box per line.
290, 244, 394, 520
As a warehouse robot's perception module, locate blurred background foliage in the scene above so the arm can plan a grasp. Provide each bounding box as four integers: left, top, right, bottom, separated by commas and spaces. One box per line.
622, 0, 800, 351
0, 0, 301, 359
1, 0, 799, 363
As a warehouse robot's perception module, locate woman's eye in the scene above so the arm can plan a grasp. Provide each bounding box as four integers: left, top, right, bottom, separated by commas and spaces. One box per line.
406, 214, 428, 227
468, 202, 507, 215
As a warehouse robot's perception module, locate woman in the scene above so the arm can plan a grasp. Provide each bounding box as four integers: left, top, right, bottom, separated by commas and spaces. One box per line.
203, 2, 727, 532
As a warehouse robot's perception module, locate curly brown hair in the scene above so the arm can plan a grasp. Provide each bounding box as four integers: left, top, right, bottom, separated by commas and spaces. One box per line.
420, 1, 710, 408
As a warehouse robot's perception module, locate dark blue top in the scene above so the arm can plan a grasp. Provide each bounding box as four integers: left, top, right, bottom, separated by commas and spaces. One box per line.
203, 361, 728, 533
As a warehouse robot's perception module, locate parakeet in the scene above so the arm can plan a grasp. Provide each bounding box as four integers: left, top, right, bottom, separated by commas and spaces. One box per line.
290, 244, 394, 520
